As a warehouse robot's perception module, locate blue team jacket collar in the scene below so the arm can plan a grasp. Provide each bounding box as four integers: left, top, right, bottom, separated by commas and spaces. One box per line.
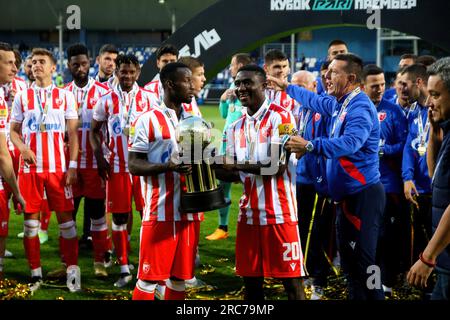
337, 88, 358, 104
440, 118, 450, 135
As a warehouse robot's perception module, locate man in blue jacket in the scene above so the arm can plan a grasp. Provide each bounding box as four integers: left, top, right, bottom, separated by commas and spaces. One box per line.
399, 64, 433, 280
407, 57, 450, 300
362, 64, 409, 296
269, 53, 385, 300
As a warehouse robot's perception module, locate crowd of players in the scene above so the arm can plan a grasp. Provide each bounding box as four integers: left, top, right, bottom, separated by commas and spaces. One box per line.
0, 38, 449, 300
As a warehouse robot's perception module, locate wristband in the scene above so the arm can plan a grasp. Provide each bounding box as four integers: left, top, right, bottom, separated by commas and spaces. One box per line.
69, 161, 78, 169
419, 252, 436, 268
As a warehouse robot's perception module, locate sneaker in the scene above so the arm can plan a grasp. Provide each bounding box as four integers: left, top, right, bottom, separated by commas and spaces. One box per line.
4, 249, 14, 258
93, 262, 108, 278
205, 228, 229, 241
29, 276, 43, 294
303, 278, 313, 288
114, 273, 132, 288
128, 263, 135, 271
38, 231, 49, 244
185, 277, 207, 289
104, 250, 113, 268
79, 236, 93, 250
47, 265, 67, 280
383, 285, 393, 298
310, 285, 324, 300
17, 232, 24, 239
66, 265, 81, 293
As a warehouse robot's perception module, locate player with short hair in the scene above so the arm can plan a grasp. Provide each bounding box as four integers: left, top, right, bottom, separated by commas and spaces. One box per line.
95, 44, 119, 87
216, 64, 306, 300
65, 43, 110, 277
9, 48, 80, 292
129, 62, 202, 300
327, 40, 348, 61
144, 44, 178, 104
91, 53, 157, 287
206, 53, 252, 241
0, 41, 26, 279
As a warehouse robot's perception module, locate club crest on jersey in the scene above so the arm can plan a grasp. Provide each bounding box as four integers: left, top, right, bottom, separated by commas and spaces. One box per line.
142, 262, 151, 274
89, 98, 98, 106
138, 100, 148, 109
339, 111, 347, 122
55, 98, 63, 107
378, 112, 387, 122
314, 113, 321, 122
282, 99, 291, 109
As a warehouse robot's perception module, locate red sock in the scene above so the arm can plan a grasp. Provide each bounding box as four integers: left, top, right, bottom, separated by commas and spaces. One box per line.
165, 286, 185, 300
59, 236, 66, 264
127, 235, 131, 254
112, 228, 128, 266
132, 285, 155, 300
39, 202, 51, 231
24, 236, 41, 270
60, 237, 78, 266
91, 229, 108, 263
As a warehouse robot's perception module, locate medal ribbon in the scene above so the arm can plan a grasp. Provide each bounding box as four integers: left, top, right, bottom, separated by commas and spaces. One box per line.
331, 87, 361, 137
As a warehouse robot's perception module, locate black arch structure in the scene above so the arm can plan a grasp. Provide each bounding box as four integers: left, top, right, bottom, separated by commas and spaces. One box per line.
140, 0, 450, 84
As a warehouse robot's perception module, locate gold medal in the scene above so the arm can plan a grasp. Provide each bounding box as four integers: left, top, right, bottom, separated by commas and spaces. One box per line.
123, 127, 130, 137
40, 123, 46, 132
229, 103, 235, 113
418, 145, 426, 156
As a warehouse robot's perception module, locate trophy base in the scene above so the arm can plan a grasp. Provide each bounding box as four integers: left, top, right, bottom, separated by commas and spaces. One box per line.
180, 186, 231, 213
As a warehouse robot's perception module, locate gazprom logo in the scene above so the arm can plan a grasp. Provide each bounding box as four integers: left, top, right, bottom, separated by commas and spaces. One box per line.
112, 119, 122, 135
161, 145, 173, 163
27, 116, 61, 132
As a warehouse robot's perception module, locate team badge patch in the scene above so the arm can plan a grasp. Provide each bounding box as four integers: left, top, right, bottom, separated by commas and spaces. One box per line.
314, 113, 321, 122
378, 112, 387, 122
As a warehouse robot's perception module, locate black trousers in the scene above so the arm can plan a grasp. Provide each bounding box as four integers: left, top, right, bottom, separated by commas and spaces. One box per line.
377, 193, 411, 287
297, 183, 335, 287
336, 182, 386, 300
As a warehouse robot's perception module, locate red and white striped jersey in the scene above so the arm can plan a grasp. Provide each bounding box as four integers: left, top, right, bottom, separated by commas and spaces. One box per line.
93, 83, 157, 173
0, 103, 6, 191
129, 104, 204, 222
10, 84, 78, 173
143, 74, 163, 105
65, 78, 110, 169
226, 100, 298, 225
182, 96, 202, 117
1, 78, 28, 151
265, 89, 299, 114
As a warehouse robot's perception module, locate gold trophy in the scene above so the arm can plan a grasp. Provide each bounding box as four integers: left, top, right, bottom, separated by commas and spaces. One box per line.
176, 116, 230, 213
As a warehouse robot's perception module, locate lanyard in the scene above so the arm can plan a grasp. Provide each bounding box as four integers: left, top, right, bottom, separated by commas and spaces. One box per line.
74, 79, 93, 113
417, 110, 430, 145
1, 84, 10, 102
35, 85, 54, 121
117, 85, 137, 126
297, 109, 311, 137
331, 87, 361, 137
406, 102, 418, 119
244, 104, 268, 160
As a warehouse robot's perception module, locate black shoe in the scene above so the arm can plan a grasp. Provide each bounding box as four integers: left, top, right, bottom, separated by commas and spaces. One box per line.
79, 236, 93, 250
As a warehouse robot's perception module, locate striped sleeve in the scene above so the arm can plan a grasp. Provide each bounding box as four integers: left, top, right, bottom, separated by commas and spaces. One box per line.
129, 112, 150, 153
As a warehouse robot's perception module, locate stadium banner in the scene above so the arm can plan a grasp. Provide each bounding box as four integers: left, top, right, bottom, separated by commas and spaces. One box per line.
140, 0, 450, 84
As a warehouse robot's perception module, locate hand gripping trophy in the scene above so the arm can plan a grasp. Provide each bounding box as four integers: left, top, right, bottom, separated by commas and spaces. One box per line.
176, 116, 230, 213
